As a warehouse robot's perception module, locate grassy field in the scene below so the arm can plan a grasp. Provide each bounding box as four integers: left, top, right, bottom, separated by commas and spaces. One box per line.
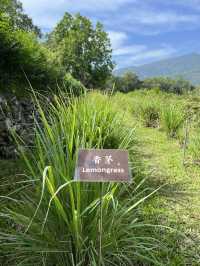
1, 89, 200, 265
135, 124, 200, 265
114, 89, 200, 264
111, 90, 200, 265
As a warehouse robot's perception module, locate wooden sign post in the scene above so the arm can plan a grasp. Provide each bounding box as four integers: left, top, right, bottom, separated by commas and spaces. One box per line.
75, 149, 130, 182
74, 149, 130, 265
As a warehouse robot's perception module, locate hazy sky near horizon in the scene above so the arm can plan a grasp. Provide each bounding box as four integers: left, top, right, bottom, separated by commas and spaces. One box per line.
20, 0, 200, 69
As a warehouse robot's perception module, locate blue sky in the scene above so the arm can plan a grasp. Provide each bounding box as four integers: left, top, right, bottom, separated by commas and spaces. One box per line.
20, 0, 200, 69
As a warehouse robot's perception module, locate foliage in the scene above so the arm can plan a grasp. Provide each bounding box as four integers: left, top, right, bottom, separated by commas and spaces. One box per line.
107, 72, 141, 92
139, 100, 160, 128
161, 104, 185, 138
0, 9, 61, 94
0, 92, 163, 265
0, 2, 114, 94
0, 0, 41, 36
63, 73, 86, 96
143, 77, 195, 94
112, 89, 200, 263
47, 12, 114, 88
120, 72, 141, 92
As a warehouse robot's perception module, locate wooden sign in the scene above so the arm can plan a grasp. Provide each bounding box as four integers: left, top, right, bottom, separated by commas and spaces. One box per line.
74, 149, 130, 182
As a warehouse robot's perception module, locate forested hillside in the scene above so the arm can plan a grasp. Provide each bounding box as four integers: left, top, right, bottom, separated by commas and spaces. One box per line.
115, 53, 200, 85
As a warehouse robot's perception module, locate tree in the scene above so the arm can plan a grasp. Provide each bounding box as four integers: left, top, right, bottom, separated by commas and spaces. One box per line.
121, 72, 141, 92
106, 72, 141, 92
47, 13, 114, 88
171, 77, 195, 94
0, 0, 41, 37
142, 76, 195, 94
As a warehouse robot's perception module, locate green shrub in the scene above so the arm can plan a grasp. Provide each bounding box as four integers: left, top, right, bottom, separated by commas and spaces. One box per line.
139, 101, 160, 128
0, 19, 60, 94
63, 73, 86, 96
161, 105, 185, 138
0, 9, 61, 94
0, 92, 162, 265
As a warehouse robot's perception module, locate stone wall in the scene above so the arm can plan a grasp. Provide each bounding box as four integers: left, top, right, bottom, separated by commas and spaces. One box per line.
0, 95, 37, 158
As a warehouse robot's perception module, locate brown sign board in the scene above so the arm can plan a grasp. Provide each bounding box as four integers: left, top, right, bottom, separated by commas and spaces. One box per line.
74, 149, 130, 182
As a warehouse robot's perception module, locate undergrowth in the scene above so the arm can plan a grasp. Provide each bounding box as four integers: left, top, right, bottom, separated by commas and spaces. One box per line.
0, 91, 164, 266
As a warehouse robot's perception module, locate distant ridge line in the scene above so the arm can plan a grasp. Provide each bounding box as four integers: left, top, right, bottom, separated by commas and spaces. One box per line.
114, 53, 200, 85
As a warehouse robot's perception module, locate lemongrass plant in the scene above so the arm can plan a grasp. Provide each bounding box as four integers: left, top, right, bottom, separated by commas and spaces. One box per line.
161, 104, 185, 138
0, 90, 163, 265
190, 128, 200, 162
138, 100, 160, 128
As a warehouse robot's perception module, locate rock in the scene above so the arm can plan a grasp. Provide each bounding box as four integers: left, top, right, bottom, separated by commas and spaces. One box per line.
0, 94, 38, 159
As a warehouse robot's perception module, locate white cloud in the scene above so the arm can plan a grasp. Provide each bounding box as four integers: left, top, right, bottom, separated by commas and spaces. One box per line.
108, 31, 127, 50
20, 0, 136, 29
109, 28, 176, 68
108, 8, 200, 30
113, 45, 146, 56
63, 0, 135, 12
114, 44, 176, 68
21, 0, 135, 16
142, 0, 200, 10
129, 47, 176, 65
21, 0, 200, 34
133, 11, 199, 25
32, 15, 60, 30
108, 31, 146, 58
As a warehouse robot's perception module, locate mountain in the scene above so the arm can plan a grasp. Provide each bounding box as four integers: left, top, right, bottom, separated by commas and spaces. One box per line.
115, 53, 200, 85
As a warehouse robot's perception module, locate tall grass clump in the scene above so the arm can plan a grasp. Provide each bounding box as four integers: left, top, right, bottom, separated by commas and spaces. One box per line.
189, 129, 200, 163
138, 100, 160, 128
0, 91, 163, 265
161, 104, 185, 138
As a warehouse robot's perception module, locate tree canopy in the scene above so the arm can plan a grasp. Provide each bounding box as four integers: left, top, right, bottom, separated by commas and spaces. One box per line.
47, 12, 114, 88
142, 76, 195, 94
0, 0, 41, 36
106, 72, 141, 92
